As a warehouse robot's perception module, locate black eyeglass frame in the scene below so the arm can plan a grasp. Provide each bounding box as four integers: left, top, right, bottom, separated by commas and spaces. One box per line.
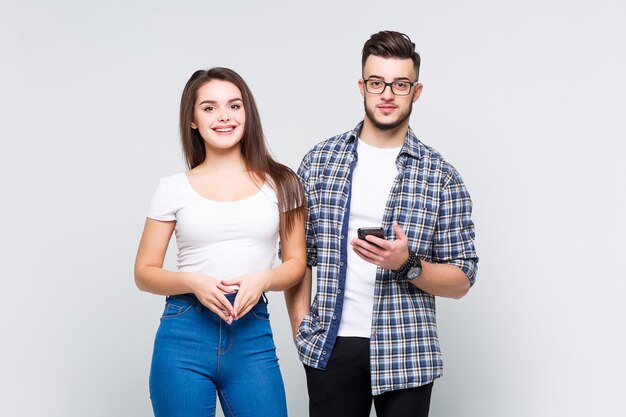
362, 78, 420, 96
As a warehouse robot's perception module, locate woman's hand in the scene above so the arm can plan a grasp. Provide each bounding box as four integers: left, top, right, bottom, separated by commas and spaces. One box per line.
221, 271, 270, 320
184, 272, 237, 324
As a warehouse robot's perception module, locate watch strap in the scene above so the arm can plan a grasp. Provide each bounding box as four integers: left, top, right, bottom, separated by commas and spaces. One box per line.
392, 251, 418, 278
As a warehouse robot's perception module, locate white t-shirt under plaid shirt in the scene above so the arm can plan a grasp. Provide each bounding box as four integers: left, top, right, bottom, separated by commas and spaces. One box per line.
338, 139, 402, 338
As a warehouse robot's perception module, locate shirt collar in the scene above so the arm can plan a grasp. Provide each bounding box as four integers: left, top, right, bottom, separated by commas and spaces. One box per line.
345, 121, 422, 160
400, 126, 422, 160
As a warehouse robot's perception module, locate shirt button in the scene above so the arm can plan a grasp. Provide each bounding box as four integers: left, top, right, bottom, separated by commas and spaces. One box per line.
339, 235, 344, 240
340, 261, 344, 266
337, 289, 342, 294
332, 315, 337, 320
322, 350, 327, 355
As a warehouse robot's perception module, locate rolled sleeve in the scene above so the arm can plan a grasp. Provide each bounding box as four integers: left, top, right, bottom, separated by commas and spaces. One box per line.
297, 153, 318, 267
434, 171, 479, 286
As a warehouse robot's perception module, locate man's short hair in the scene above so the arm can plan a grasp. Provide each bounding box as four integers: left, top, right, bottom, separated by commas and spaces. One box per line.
362, 30, 421, 81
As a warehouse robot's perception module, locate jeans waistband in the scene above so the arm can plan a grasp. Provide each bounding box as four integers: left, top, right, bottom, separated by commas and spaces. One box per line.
168, 292, 268, 306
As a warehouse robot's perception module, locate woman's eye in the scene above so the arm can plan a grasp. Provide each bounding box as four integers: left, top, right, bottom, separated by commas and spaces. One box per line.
230, 104, 241, 110
203, 106, 214, 112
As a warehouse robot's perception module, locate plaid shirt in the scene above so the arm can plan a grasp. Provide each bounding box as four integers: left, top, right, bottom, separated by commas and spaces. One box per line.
295, 121, 478, 395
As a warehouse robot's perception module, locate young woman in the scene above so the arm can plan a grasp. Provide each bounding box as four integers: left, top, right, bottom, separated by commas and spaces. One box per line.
134, 67, 306, 417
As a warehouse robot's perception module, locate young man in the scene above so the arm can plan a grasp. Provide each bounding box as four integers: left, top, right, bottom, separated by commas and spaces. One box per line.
285, 31, 479, 417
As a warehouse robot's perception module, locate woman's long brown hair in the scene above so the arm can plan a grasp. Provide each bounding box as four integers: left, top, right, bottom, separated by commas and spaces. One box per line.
179, 67, 305, 233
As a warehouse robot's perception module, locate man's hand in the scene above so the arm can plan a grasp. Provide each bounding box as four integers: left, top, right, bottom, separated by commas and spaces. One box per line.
350, 222, 410, 271
284, 268, 312, 342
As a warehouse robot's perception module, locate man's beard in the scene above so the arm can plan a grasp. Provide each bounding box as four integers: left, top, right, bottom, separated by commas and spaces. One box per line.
364, 98, 413, 131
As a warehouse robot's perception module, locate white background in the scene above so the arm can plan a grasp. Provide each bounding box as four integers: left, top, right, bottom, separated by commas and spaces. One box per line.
1, 1, 625, 416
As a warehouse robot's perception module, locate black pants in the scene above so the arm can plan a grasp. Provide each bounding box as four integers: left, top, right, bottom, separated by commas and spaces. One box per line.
304, 337, 433, 417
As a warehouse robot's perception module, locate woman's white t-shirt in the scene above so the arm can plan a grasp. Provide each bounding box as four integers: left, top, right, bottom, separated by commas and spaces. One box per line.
147, 173, 280, 280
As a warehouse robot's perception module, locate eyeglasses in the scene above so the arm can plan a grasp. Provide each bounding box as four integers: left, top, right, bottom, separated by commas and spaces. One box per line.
362, 78, 419, 96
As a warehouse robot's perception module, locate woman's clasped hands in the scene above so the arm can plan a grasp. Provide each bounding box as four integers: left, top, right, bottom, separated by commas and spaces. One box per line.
186, 271, 270, 324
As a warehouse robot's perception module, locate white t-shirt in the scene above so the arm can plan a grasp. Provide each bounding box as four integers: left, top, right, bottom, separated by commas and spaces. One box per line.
337, 139, 401, 337
147, 173, 280, 280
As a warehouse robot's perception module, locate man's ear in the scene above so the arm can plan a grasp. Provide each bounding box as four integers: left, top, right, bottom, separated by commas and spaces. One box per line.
412, 83, 423, 103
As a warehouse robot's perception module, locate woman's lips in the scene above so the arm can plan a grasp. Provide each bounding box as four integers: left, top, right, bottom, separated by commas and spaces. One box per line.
213, 126, 236, 133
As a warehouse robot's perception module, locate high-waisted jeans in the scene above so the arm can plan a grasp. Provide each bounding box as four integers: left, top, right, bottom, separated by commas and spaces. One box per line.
149, 293, 287, 417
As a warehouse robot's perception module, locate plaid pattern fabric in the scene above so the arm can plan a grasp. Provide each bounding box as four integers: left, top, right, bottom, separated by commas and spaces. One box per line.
295, 122, 478, 395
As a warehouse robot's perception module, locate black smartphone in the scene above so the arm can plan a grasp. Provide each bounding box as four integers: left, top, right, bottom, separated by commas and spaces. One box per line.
357, 227, 385, 241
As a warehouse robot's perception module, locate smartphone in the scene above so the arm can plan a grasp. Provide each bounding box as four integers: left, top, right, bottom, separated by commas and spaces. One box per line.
357, 227, 385, 241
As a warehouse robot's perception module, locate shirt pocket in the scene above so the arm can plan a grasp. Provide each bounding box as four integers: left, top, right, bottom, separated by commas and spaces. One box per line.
404, 196, 438, 257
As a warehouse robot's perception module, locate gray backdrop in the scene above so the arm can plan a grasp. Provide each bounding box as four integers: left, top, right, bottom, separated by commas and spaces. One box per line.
2, 1, 625, 416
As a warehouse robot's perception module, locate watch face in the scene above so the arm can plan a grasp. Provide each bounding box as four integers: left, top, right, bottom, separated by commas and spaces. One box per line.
407, 266, 422, 280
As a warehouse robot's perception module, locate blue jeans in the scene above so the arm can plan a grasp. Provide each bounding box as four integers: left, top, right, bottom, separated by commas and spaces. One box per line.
149, 294, 287, 417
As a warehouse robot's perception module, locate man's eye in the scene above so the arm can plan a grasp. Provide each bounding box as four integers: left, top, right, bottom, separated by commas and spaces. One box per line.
395, 82, 408, 88
370, 81, 383, 87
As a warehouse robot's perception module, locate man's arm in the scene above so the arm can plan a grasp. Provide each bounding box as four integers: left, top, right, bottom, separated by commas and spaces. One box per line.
350, 222, 471, 298
284, 267, 312, 341
409, 260, 470, 299
284, 152, 315, 341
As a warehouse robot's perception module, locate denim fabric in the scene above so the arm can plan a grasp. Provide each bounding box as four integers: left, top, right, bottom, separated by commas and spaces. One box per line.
149, 294, 287, 417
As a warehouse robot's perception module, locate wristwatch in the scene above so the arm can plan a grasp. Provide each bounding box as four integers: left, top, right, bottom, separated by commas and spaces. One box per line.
393, 251, 422, 281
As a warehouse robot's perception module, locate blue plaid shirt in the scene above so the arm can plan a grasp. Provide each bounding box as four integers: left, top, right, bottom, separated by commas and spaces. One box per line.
295, 122, 478, 395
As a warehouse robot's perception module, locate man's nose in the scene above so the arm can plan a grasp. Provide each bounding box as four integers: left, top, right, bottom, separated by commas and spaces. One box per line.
381, 83, 395, 99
